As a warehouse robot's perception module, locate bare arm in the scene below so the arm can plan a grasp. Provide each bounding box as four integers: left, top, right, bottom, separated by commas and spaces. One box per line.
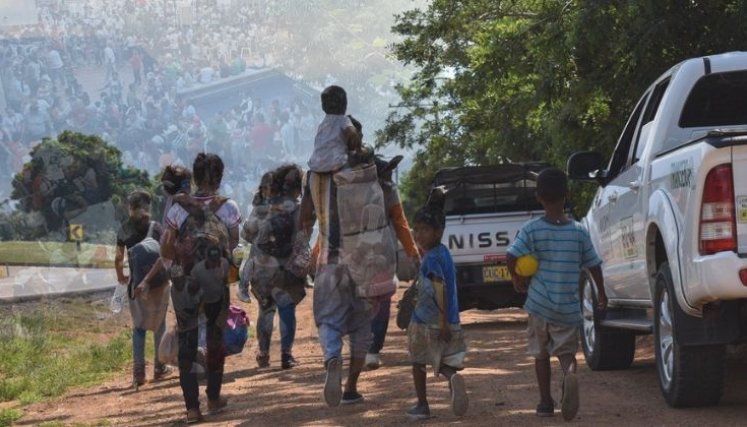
160, 226, 177, 263
588, 264, 607, 311
299, 190, 316, 235
228, 224, 239, 251
343, 126, 361, 152
389, 203, 418, 258
114, 245, 128, 285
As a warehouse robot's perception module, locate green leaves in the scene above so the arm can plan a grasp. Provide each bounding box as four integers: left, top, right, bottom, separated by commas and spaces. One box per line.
9, 132, 154, 241
379, 0, 747, 214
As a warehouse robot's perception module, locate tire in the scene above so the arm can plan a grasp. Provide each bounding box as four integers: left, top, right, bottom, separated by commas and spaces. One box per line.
654, 262, 725, 407
580, 273, 635, 370
396, 279, 418, 330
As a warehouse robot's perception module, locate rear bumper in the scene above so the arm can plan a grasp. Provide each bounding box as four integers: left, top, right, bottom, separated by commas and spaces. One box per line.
457, 281, 526, 311
688, 251, 747, 307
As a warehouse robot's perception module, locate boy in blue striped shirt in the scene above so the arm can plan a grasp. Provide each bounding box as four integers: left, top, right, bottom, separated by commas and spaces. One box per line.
507, 168, 607, 421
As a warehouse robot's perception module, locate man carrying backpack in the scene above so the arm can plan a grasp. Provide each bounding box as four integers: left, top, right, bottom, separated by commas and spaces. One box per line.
160, 153, 241, 424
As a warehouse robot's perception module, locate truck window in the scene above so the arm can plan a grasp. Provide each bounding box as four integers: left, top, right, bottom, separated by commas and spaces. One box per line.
633, 78, 670, 162
607, 92, 648, 179
443, 179, 543, 215
680, 70, 747, 128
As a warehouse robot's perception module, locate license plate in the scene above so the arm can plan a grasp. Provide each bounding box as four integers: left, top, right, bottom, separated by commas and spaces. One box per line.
482, 265, 511, 283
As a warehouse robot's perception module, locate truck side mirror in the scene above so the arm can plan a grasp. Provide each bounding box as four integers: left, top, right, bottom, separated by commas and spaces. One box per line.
567, 151, 605, 183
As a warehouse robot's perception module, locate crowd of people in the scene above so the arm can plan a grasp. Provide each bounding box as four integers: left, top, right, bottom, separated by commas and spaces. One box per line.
0, 0, 327, 215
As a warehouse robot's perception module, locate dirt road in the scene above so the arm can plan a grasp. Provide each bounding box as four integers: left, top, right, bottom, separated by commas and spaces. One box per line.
16, 285, 747, 426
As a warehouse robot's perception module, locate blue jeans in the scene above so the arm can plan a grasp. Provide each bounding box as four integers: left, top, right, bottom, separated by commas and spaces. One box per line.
369, 294, 392, 354
257, 289, 297, 354
132, 321, 166, 366
313, 264, 373, 362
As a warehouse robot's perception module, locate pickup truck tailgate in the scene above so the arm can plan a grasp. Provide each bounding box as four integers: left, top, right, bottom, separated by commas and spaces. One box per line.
733, 145, 747, 254
442, 212, 540, 264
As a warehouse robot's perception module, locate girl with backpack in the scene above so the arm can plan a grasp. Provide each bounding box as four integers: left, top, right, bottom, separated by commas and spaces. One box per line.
160, 153, 241, 424
241, 164, 307, 369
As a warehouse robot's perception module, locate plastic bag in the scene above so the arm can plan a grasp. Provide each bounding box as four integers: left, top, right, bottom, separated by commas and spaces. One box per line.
158, 323, 179, 365
110, 283, 128, 313
224, 305, 249, 356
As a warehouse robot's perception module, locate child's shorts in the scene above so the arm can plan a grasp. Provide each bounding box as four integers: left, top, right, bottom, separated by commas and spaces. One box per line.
526, 314, 578, 360
408, 321, 466, 376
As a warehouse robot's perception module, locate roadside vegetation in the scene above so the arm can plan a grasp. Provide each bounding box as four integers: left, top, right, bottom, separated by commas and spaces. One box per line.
0, 241, 115, 268
0, 298, 134, 426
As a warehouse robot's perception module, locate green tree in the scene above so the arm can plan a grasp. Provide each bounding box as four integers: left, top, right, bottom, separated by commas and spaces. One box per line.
10, 131, 153, 241
378, 0, 747, 213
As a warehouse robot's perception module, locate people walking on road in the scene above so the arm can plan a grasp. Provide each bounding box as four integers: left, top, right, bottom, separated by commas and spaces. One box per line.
241, 164, 307, 369
365, 154, 420, 370
506, 167, 607, 421
237, 171, 273, 303
160, 153, 242, 424
114, 189, 171, 387
405, 190, 468, 420
300, 112, 379, 406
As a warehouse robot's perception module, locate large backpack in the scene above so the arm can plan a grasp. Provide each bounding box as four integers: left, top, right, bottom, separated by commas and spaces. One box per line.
333, 164, 397, 297
174, 195, 231, 276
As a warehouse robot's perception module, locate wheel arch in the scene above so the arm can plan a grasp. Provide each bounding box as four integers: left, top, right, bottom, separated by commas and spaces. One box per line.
647, 190, 697, 315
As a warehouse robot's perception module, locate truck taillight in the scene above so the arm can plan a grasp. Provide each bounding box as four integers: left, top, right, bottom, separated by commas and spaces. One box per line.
699, 164, 736, 255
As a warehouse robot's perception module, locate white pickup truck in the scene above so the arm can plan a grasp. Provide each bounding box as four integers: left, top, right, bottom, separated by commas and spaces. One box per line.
432, 163, 548, 311
568, 51, 747, 408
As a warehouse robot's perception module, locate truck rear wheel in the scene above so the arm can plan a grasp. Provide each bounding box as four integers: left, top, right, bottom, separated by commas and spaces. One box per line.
654, 262, 725, 407
580, 273, 635, 370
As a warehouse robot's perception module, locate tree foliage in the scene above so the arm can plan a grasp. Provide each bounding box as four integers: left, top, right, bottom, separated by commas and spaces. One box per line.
378, 0, 747, 213
10, 131, 152, 240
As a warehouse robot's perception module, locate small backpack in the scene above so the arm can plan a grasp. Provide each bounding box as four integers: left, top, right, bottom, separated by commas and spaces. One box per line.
127, 221, 169, 299
174, 195, 230, 276
254, 198, 295, 259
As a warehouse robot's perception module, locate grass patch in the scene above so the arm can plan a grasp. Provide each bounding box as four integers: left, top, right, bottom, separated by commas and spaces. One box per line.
0, 241, 115, 268
0, 310, 131, 406
0, 409, 22, 427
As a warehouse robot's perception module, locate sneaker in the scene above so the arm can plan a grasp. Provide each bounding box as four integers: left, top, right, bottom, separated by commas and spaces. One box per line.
561, 372, 579, 421
256, 353, 270, 368
449, 373, 469, 416
153, 364, 173, 381
536, 401, 554, 417
207, 396, 228, 415
237, 287, 251, 303
406, 402, 431, 420
341, 391, 364, 405
186, 408, 203, 424
365, 353, 381, 370
324, 357, 342, 407
282, 353, 298, 369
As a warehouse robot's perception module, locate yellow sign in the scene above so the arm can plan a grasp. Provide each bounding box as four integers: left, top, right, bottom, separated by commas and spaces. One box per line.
0, 265, 8, 279
68, 224, 84, 241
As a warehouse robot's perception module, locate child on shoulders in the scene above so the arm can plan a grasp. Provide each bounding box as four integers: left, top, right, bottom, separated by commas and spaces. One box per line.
307, 85, 362, 173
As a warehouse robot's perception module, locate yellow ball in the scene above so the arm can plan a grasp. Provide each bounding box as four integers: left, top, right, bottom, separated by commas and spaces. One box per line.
515, 255, 539, 277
